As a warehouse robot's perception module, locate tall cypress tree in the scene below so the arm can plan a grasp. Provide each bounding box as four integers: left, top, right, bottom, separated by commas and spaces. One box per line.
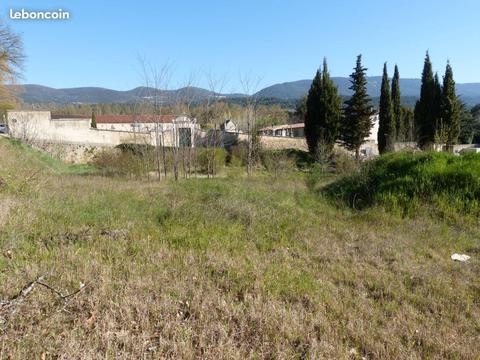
414, 52, 436, 148
340, 55, 375, 160
441, 63, 460, 147
378, 63, 395, 154
433, 72, 443, 131
304, 70, 322, 154
318, 58, 342, 156
304, 59, 342, 158
91, 111, 97, 129
391, 65, 403, 140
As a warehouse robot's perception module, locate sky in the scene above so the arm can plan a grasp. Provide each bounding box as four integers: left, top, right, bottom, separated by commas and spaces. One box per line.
2, 0, 480, 93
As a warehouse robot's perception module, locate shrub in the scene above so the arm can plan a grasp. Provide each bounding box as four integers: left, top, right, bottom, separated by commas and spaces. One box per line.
260, 150, 296, 178
229, 142, 249, 167
196, 148, 227, 175
93, 148, 152, 178
323, 151, 480, 216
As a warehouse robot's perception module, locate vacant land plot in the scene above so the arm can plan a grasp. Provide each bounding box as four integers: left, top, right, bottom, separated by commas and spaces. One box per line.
0, 138, 479, 359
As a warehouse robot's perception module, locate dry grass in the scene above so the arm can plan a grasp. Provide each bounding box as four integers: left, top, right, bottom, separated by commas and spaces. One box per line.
0, 138, 479, 359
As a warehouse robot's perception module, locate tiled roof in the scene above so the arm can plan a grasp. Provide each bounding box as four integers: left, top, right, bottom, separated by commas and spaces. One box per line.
259, 123, 304, 131
96, 115, 177, 124
51, 114, 91, 119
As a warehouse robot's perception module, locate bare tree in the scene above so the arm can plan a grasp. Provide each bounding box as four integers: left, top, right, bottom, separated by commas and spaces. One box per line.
239, 72, 263, 175
138, 57, 173, 180
0, 22, 25, 108
204, 71, 228, 178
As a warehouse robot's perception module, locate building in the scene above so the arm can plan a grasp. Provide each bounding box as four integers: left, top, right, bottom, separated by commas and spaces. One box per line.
6, 111, 200, 147
258, 123, 305, 137
219, 119, 241, 133
258, 114, 380, 143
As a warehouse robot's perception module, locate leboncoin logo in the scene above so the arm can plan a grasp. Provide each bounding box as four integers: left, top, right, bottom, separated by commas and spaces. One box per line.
9, 9, 70, 20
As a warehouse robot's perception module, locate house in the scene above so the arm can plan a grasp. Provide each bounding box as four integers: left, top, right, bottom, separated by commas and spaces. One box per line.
258, 114, 380, 143
93, 114, 200, 147
220, 119, 241, 133
257, 123, 305, 137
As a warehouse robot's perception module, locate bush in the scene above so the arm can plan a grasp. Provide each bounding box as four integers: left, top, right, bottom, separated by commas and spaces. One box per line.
116, 143, 154, 156
93, 148, 152, 178
333, 152, 359, 175
260, 150, 296, 178
196, 148, 227, 175
323, 151, 480, 216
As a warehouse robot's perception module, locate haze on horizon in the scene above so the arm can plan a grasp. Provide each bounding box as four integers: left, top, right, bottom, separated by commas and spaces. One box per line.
3, 0, 480, 93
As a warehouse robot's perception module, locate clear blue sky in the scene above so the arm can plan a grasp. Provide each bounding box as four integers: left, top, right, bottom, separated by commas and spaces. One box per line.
2, 0, 480, 93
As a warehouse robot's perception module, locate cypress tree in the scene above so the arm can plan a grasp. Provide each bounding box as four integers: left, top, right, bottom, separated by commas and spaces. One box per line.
441, 62, 460, 147
414, 52, 436, 148
304, 70, 322, 154
340, 55, 375, 160
91, 111, 97, 129
391, 65, 403, 140
378, 63, 396, 154
401, 106, 415, 141
318, 58, 342, 157
304, 59, 342, 158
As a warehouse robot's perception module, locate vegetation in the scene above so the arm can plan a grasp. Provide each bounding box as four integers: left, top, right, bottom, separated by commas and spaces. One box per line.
440, 63, 460, 146
415, 52, 437, 148
0, 22, 24, 108
378, 63, 395, 154
1, 138, 479, 359
340, 55, 375, 160
392, 65, 403, 141
324, 151, 480, 218
304, 58, 342, 159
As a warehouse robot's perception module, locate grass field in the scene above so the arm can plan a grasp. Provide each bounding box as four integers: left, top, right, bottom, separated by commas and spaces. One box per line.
0, 138, 479, 359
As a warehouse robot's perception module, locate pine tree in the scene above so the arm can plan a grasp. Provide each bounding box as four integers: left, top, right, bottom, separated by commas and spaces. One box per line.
391, 65, 403, 140
304, 58, 342, 158
378, 63, 396, 154
414, 52, 436, 148
304, 70, 322, 154
340, 55, 375, 160
441, 62, 460, 147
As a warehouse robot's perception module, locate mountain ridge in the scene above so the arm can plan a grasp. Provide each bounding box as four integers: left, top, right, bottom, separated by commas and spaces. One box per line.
11, 78, 480, 106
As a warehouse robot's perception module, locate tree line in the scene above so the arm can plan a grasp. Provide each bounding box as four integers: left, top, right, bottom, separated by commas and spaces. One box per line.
304, 52, 475, 160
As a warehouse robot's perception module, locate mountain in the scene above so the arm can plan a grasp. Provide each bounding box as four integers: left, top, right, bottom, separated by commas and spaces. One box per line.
12, 78, 480, 106
14, 84, 236, 105
255, 77, 480, 105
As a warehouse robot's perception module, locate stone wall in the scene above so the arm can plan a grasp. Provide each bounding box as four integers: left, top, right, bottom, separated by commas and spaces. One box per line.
31, 141, 109, 164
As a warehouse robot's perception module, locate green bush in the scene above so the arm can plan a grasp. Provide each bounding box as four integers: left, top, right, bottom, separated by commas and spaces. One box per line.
323, 151, 480, 216
196, 148, 227, 174
260, 150, 296, 177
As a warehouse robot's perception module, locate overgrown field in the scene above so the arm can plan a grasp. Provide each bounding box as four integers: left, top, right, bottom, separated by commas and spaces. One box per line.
0, 138, 479, 359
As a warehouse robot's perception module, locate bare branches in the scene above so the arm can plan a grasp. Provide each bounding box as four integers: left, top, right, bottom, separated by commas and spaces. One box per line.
0, 22, 25, 79
0, 276, 87, 324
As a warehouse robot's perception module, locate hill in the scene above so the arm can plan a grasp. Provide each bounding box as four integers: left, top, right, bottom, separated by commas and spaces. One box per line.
255, 77, 480, 105
11, 78, 480, 106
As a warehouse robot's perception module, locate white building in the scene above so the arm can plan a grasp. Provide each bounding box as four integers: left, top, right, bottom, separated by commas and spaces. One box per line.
258, 114, 380, 143
6, 111, 200, 147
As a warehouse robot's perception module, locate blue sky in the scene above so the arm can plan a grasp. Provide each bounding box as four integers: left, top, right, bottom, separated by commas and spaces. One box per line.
2, 0, 480, 92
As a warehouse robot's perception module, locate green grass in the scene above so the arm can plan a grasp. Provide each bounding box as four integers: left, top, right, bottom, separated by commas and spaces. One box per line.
0, 139, 479, 359
324, 151, 480, 217
5, 138, 96, 175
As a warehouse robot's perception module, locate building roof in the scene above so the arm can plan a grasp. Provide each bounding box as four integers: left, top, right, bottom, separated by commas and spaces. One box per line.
51, 114, 181, 123
259, 123, 304, 132
51, 114, 91, 120
95, 115, 177, 124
